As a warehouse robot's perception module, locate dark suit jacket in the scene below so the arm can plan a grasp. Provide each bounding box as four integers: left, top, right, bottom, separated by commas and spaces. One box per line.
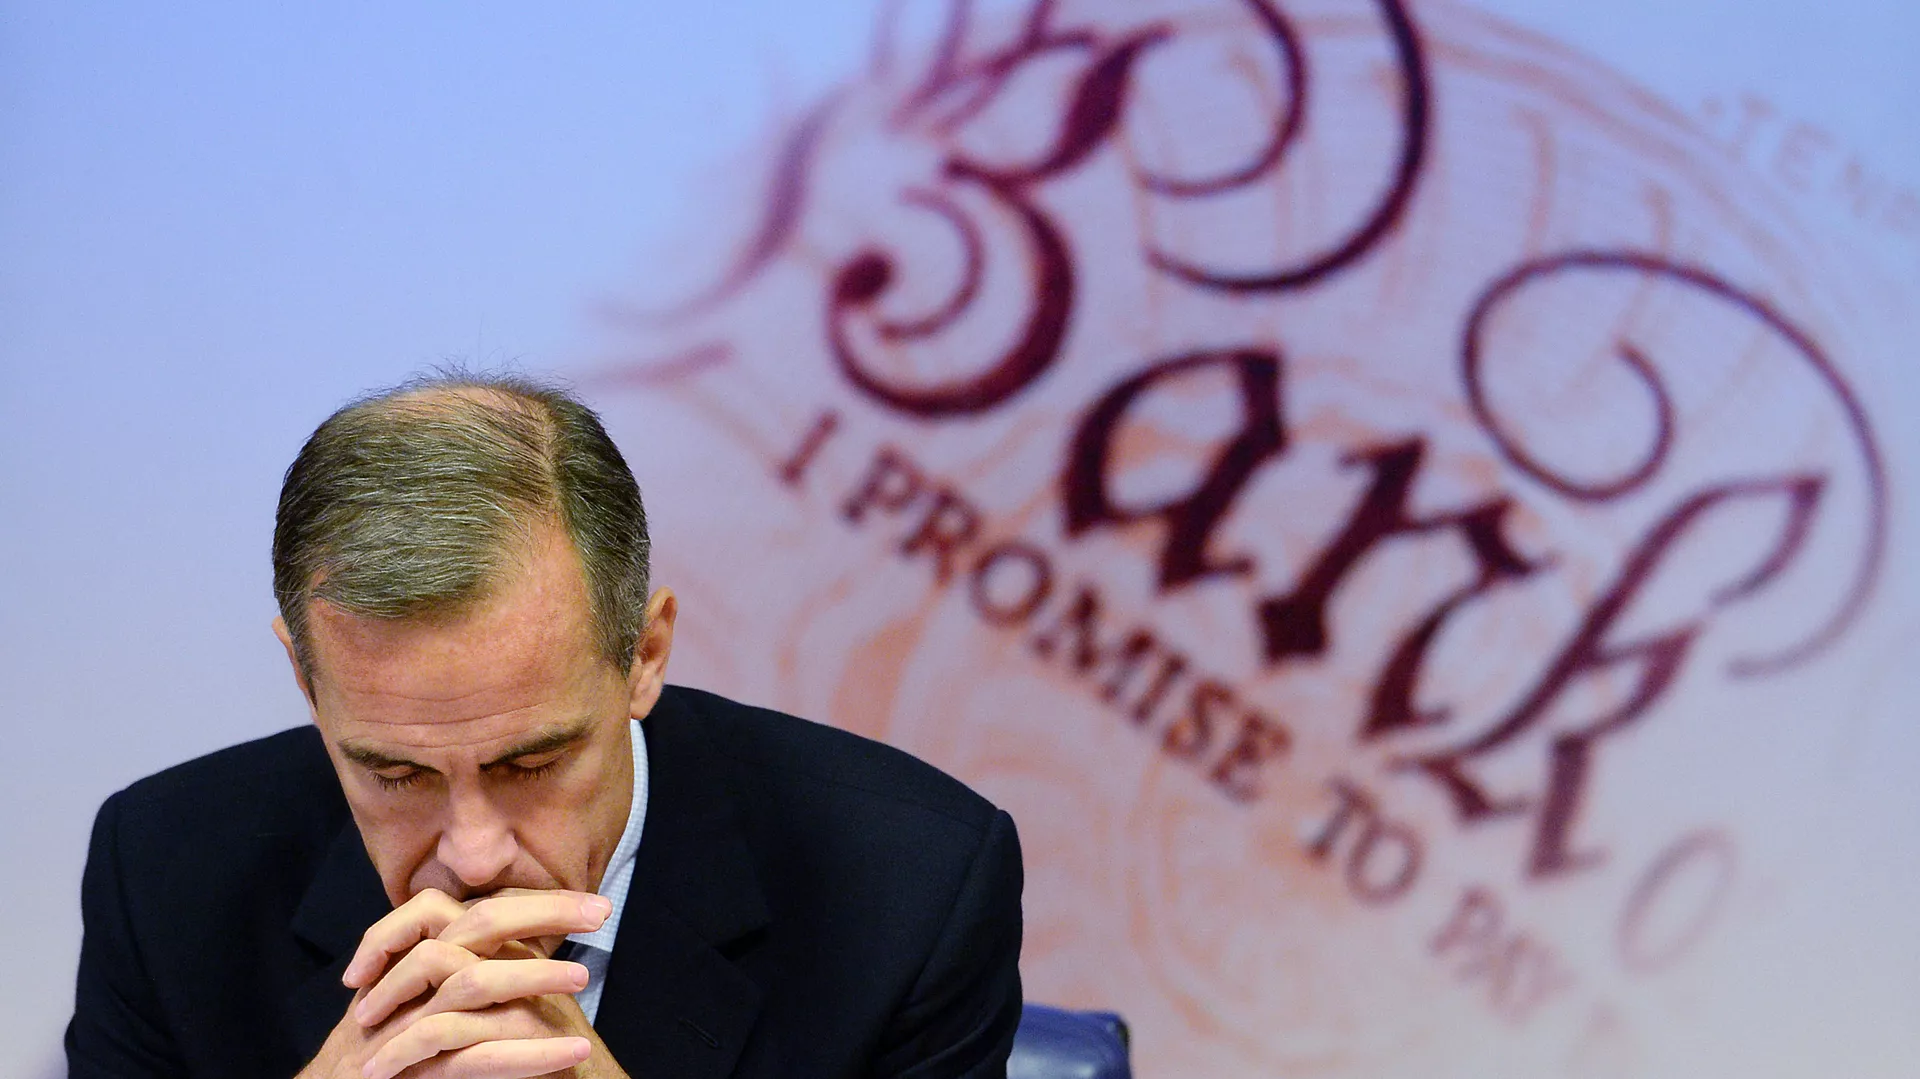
67, 685, 1024, 1078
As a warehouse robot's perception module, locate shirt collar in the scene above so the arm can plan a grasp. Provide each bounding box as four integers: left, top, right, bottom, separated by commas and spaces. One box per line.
566, 718, 648, 953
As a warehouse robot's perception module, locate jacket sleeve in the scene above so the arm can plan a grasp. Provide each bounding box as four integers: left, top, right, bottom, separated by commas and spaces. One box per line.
67, 790, 185, 1079
871, 808, 1025, 1079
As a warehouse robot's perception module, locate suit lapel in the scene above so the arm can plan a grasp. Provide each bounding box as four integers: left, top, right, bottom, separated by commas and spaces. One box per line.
285, 819, 390, 1066
595, 689, 771, 1078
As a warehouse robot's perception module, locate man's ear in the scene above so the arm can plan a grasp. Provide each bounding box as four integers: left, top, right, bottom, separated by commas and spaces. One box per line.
271, 615, 318, 713
626, 587, 678, 721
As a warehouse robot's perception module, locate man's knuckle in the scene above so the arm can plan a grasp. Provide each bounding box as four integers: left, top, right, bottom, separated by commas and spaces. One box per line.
461, 902, 500, 938
397, 891, 439, 925
412, 1010, 468, 1052
441, 1042, 514, 1079
423, 938, 470, 969
443, 963, 489, 1003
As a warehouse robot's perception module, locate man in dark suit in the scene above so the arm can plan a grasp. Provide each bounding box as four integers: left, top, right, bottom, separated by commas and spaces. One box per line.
67, 375, 1024, 1078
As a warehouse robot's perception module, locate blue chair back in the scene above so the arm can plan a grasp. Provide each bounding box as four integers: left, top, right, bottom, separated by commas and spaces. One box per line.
1008, 1003, 1132, 1079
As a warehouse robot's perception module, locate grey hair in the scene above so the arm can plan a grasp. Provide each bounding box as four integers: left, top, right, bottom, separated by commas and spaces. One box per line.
272, 371, 650, 680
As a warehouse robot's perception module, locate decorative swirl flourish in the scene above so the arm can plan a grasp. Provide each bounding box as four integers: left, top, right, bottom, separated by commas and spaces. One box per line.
648, 92, 845, 321
1144, 0, 1429, 292
945, 25, 1173, 188
870, 188, 986, 341
826, 164, 1075, 417
1460, 250, 1888, 676
889, 0, 1101, 138
1130, 0, 1308, 198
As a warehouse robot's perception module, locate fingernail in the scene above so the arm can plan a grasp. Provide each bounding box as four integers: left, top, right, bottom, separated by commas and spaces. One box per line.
584, 895, 613, 921
362, 1059, 379, 1079
571, 1037, 592, 1061
569, 962, 590, 989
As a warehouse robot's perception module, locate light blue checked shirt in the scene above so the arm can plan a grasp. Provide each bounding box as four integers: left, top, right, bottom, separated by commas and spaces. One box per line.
561, 718, 648, 1023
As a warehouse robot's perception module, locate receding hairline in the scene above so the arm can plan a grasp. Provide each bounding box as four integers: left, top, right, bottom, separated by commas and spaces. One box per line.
376, 383, 548, 419
296, 514, 609, 674
316, 383, 567, 596
295, 380, 569, 611
274, 367, 653, 680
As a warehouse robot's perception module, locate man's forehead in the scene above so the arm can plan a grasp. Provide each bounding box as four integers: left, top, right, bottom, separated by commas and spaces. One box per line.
301, 553, 617, 753
308, 534, 596, 665
306, 607, 570, 694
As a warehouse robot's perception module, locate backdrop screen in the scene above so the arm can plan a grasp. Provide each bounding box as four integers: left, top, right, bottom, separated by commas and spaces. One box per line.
4, 2, 1916, 1076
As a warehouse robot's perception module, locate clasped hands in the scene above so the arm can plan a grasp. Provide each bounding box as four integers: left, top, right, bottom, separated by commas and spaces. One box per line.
300, 888, 627, 1079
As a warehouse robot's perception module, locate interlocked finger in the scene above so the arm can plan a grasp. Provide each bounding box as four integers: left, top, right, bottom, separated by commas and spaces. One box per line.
355, 937, 479, 1027
435, 891, 610, 957
419, 957, 590, 1020
365, 1008, 580, 1079
395, 1036, 593, 1079
344, 888, 468, 989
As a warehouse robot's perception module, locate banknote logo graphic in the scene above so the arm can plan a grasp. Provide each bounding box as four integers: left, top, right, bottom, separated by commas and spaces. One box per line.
598, 0, 1898, 1072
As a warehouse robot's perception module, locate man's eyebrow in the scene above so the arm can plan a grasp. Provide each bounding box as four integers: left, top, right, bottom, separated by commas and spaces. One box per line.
480, 721, 594, 770
337, 742, 435, 773
334, 721, 594, 773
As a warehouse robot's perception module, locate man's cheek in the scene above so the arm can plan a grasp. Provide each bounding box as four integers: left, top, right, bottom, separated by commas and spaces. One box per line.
509, 811, 591, 892
347, 812, 443, 899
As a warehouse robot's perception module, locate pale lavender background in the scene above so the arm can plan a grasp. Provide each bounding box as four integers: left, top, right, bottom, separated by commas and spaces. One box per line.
2, 2, 1915, 1076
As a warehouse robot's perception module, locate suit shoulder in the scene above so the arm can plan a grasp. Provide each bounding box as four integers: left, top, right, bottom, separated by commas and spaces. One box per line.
110, 725, 345, 843
661, 685, 1000, 834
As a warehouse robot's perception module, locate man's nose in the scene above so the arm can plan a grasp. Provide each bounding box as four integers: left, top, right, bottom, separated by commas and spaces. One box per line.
437, 786, 519, 889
